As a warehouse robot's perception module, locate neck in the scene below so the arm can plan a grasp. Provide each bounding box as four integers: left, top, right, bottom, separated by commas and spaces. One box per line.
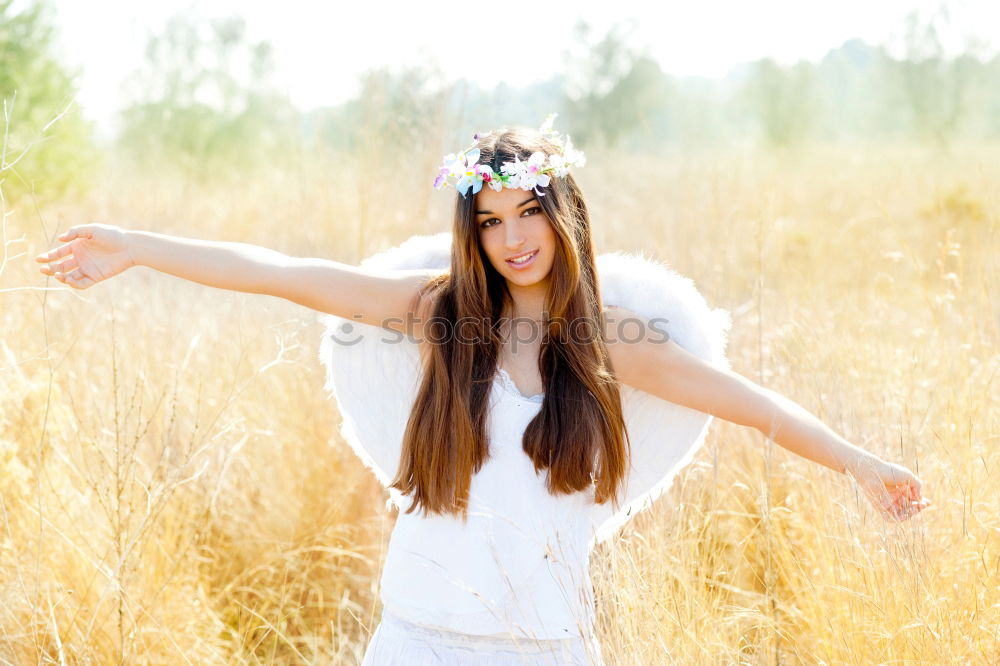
504, 281, 549, 322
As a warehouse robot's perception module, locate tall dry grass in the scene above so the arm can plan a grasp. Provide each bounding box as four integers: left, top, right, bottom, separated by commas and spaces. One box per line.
1, 140, 997, 664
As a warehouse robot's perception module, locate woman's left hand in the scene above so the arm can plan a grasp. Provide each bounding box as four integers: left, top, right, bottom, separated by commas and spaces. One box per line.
846, 456, 931, 522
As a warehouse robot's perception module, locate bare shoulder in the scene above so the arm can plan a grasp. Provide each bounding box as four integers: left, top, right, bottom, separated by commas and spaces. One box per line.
413, 276, 442, 325
401, 270, 455, 370
384, 268, 445, 341
601, 303, 682, 387
601, 304, 669, 346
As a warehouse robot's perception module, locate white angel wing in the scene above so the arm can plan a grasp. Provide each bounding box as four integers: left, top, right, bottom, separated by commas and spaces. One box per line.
318, 234, 732, 532
318, 232, 451, 510
589, 251, 732, 545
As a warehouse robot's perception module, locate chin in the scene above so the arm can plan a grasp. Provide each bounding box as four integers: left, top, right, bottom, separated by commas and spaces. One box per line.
507, 269, 552, 288
508, 277, 545, 287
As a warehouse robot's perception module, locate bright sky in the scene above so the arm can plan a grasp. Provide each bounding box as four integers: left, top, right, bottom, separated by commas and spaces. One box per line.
49, 0, 996, 138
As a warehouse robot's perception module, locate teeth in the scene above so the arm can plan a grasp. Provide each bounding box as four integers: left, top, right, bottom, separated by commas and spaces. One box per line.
509, 251, 536, 264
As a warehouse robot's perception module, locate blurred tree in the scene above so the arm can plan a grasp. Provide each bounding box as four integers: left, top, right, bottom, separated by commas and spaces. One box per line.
338, 64, 452, 249
603, 56, 676, 148
883, 5, 980, 150
0, 0, 95, 202
118, 13, 300, 177
740, 58, 818, 148
561, 19, 653, 150
981, 56, 1000, 139
309, 64, 450, 158
812, 39, 897, 141
650, 71, 747, 150
303, 62, 456, 254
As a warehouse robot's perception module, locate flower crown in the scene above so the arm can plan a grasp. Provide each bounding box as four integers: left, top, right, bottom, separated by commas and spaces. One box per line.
432, 113, 586, 198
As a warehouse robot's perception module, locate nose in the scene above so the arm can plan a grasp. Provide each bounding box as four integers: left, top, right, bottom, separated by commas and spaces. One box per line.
504, 217, 526, 250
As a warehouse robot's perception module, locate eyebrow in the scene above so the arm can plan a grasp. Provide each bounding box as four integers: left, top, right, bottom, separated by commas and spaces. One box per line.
475, 196, 537, 216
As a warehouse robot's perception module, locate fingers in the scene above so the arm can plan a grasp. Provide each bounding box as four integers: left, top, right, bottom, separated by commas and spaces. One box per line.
885, 494, 931, 521
57, 226, 95, 242
882, 493, 907, 516
35, 243, 74, 263
859, 466, 931, 522
48, 267, 71, 283
874, 483, 927, 522
40, 257, 78, 275
905, 479, 926, 507
887, 466, 922, 495
880, 466, 926, 508
54, 267, 94, 290
35, 230, 96, 288
36, 225, 96, 264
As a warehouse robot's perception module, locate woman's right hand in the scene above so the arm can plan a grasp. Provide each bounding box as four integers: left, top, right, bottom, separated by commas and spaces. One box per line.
848, 456, 931, 522
35, 223, 135, 289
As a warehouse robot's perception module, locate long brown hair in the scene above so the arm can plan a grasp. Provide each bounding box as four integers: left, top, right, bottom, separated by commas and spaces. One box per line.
389, 125, 630, 520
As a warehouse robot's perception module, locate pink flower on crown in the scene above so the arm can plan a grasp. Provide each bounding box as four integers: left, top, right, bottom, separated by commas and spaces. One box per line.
517, 152, 551, 191
477, 164, 504, 192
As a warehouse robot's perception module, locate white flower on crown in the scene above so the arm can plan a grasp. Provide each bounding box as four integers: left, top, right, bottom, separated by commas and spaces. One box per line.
539, 113, 559, 141
519, 152, 551, 191
500, 156, 523, 189
562, 135, 586, 168
547, 153, 568, 178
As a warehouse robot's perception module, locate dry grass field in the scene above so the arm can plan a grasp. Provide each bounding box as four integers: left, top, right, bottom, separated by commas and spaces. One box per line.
1, 141, 997, 664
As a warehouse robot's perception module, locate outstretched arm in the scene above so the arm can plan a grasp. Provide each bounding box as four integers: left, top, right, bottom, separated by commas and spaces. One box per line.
604, 306, 931, 522
35, 223, 440, 334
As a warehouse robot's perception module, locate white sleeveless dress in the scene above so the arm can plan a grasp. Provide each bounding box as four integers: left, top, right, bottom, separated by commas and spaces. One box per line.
361, 368, 605, 665
319, 232, 732, 664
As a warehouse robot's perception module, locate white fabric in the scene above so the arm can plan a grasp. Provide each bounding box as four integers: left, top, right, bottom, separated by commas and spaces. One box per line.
379, 368, 596, 639
585, 250, 732, 543
361, 608, 605, 665
318, 231, 732, 642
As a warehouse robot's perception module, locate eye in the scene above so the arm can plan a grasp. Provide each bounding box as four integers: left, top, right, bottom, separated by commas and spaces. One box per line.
479, 207, 542, 229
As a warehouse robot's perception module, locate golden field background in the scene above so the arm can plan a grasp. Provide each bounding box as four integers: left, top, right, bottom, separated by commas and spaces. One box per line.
1, 141, 998, 664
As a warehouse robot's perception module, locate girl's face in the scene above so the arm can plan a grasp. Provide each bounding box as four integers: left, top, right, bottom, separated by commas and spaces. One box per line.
475, 185, 557, 290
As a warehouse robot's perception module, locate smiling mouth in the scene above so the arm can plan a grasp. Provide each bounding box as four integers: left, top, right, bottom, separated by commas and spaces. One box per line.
506, 249, 538, 265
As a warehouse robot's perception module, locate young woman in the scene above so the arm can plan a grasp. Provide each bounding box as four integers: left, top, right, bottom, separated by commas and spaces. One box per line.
36, 118, 930, 665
